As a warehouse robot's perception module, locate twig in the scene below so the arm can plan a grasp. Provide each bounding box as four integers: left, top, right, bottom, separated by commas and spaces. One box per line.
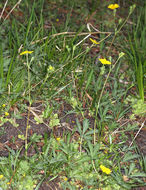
0, 0, 8, 21
111, 120, 130, 135
3, 0, 22, 22
129, 120, 145, 148
29, 108, 51, 130
31, 31, 112, 45
75, 23, 99, 47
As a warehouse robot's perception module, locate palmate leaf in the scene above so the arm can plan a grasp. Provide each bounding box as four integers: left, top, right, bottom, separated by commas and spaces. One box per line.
112, 172, 132, 189
123, 152, 140, 162
76, 118, 82, 135
128, 162, 135, 175
82, 119, 90, 134
87, 141, 100, 159
0, 157, 9, 164
42, 104, 53, 119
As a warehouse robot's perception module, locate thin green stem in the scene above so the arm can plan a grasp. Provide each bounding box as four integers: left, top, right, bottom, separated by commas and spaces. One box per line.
107, 9, 133, 56
92, 160, 98, 173
25, 55, 31, 156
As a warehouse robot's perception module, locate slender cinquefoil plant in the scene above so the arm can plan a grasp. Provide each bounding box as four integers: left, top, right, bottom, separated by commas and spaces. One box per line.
20, 50, 34, 155
93, 52, 125, 144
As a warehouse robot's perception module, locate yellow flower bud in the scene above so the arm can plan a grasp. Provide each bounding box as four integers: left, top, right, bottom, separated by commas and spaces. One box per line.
99, 58, 111, 65
20, 51, 33, 55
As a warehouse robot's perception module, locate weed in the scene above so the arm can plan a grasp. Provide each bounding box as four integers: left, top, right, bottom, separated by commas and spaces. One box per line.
125, 95, 146, 119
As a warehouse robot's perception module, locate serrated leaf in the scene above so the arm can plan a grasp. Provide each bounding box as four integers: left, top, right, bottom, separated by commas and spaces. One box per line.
82, 119, 89, 134
128, 162, 136, 175
85, 69, 93, 90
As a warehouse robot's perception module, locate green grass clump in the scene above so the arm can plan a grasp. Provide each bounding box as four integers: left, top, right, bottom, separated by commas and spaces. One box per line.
124, 2, 146, 101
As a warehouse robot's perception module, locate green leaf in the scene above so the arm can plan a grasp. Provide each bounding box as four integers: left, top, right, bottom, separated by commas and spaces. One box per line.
42, 104, 53, 119
82, 119, 89, 134
76, 118, 82, 135
85, 69, 93, 90
137, 61, 144, 100
131, 173, 146, 177
19, 160, 29, 172
123, 152, 140, 162
49, 114, 60, 127
128, 163, 136, 175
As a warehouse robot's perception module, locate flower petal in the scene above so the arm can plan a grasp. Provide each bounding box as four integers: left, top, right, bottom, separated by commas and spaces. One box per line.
108, 4, 119, 10
20, 51, 33, 55
99, 58, 111, 65
90, 38, 99, 44
100, 165, 112, 174
0, 175, 4, 179
5, 112, 9, 116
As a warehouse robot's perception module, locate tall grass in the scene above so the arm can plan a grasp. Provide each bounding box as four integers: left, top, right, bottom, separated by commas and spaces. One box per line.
124, 3, 146, 101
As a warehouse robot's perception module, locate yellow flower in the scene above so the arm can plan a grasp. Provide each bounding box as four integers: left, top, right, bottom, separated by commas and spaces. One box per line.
0, 175, 4, 179
20, 51, 33, 55
100, 165, 112, 174
5, 112, 9, 116
64, 177, 68, 181
99, 58, 111, 65
90, 38, 99, 44
56, 18, 59, 22
2, 104, 6, 108
56, 137, 61, 141
108, 4, 119, 10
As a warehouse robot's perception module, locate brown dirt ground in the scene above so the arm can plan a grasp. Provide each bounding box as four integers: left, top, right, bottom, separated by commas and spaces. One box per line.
0, 102, 145, 190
